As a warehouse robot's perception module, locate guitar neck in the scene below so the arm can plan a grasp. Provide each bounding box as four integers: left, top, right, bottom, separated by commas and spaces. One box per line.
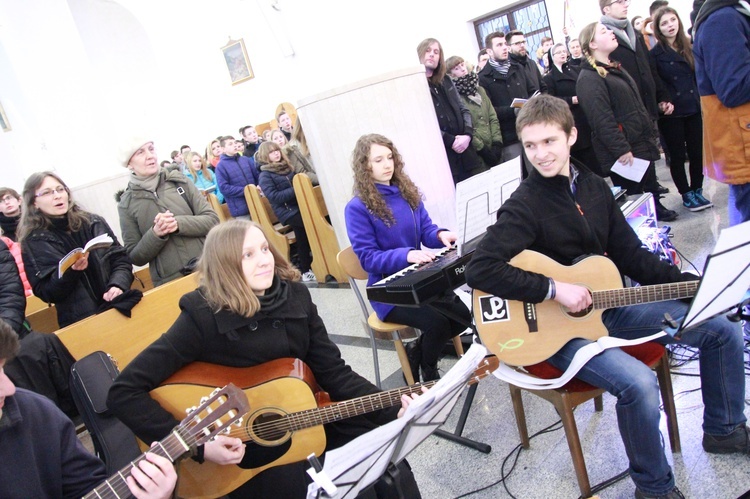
287, 382, 437, 431
83, 429, 189, 499
592, 280, 699, 310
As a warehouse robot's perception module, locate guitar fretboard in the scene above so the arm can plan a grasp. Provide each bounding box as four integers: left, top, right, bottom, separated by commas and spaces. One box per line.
83, 428, 190, 499
593, 280, 699, 310
286, 382, 437, 431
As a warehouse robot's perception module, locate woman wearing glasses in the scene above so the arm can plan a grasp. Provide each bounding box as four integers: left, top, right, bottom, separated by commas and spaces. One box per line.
18, 172, 133, 327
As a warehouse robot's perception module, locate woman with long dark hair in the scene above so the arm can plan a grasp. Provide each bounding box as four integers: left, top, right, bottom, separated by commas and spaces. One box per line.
108, 220, 421, 498
19, 172, 133, 327
651, 6, 712, 211
344, 134, 470, 382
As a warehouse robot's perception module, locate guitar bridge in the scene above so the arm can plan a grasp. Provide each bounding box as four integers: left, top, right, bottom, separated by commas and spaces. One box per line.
524, 302, 538, 333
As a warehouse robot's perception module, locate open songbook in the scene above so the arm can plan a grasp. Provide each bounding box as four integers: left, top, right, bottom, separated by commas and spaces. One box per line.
58, 233, 113, 278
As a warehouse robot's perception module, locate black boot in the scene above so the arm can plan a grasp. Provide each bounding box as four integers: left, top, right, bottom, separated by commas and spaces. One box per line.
403, 338, 422, 384
654, 197, 678, 222
420, 362, 440, 382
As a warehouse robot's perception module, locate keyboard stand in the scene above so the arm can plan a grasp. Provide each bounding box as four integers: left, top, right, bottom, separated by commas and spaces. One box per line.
430, 305, 491, 454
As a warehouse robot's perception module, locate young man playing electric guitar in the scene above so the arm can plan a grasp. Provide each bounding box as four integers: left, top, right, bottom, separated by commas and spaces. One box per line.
465, 94, 747, 499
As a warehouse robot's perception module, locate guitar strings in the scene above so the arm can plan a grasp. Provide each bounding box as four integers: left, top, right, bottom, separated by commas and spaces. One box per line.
221, 384, 430, 441
85, 398, 242, 499
220, 366, 492, 442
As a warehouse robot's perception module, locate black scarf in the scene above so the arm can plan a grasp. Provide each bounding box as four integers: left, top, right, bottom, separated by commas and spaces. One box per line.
453, 72, 479, 97
693, 0, 748, 34
257, 275, 290, 314
0, 213, 20, 241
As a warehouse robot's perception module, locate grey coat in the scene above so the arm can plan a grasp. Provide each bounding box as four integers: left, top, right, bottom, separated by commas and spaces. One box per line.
118, 168, 219, 286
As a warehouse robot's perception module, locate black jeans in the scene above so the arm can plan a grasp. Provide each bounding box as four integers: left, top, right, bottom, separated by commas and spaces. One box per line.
385, 293, 469, 369
658, 113, 704, 194
286, 212, 312, 274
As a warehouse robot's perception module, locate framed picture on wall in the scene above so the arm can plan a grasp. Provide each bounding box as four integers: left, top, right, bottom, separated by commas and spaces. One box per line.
0, 101, 10, 132
221, 38, 254, 85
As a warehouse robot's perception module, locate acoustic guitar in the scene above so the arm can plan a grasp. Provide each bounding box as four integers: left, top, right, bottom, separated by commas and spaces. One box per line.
149, 356, 498, 498
84, 384, 248, 499
473, 250, 698, 366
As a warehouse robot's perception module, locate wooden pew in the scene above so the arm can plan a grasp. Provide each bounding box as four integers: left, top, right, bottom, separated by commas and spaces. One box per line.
207, 192, 232, 223
25, 295, 59, 333
56, 274, 199, 369
293, 173, 345, 283
244, 184, 296, 260
131, 267, 154, 292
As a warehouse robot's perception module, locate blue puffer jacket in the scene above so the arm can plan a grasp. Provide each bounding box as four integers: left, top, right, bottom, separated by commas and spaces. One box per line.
258, 165, 299, 224
215, 154, 259, 216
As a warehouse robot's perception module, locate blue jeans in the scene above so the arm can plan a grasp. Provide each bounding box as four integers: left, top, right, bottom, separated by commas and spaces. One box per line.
547, 300, 745, 495
729, 182, 750, 226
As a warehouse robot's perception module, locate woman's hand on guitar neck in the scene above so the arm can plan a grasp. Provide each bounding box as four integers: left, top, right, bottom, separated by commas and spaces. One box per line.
204, 435, 246, 465
397, 387, 428, 418
553, 281, 592, 313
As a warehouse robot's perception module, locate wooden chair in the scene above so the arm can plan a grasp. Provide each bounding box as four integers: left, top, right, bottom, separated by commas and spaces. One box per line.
293, 173, 345, 283
207, 192, 232, 223
244, 184, 296, 261
509, 343, 680, 498
337, 246, 463, 387
25, 296, 59, 333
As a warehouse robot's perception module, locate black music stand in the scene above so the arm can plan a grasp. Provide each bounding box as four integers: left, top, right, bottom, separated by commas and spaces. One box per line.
306, 345, 487, 498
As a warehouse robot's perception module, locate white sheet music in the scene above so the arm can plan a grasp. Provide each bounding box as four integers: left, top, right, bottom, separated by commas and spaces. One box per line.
306, 344, 488, 499
455, 157, 522, 255
681, 220, 750, 330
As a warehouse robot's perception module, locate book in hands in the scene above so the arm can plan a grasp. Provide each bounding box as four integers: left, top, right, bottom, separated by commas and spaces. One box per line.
57, 233, 113, 278
510, 98, 528, 109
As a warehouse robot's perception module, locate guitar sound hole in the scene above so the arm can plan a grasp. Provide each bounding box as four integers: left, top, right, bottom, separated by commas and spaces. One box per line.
251, 411, 287, 442
566, 304, 593, 319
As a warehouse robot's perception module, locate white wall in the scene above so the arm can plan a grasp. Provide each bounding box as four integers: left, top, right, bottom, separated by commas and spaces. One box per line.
0, 0, 695, 220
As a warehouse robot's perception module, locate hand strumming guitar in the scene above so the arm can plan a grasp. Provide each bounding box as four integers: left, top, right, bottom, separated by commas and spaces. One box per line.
204, 435, 245, 465
553, 280, 592, 313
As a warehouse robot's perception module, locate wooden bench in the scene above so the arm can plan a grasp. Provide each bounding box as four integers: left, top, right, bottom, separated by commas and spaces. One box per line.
25, 295, 59, 333
56, 274, 199, 369
244, 184, 296, 260
293, 173, 345, 283
131, 267, 154, 292
207, 192, 232, 223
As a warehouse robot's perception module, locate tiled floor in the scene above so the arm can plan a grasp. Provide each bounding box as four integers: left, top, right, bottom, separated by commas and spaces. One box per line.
307, 161, 750, 498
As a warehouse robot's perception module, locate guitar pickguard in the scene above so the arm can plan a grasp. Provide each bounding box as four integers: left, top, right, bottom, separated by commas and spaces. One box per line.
239, 439, 292, 469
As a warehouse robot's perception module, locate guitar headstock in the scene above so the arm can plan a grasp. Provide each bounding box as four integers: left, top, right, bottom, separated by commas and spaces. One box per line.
468, 356, 500, 385
179, 383, 250, 448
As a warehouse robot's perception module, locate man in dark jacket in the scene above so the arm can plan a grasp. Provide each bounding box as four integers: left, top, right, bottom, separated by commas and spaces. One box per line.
600, 0, 679, 221
0, 319, 177, 498
239, 125, 261, 158
507, 30, 547, 94
466, 95, 747, 499
478, 31, 537, 167
417, 37, 485, 184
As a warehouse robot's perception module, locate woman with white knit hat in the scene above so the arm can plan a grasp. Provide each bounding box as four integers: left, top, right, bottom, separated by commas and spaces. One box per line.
117, 137, 219, 287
